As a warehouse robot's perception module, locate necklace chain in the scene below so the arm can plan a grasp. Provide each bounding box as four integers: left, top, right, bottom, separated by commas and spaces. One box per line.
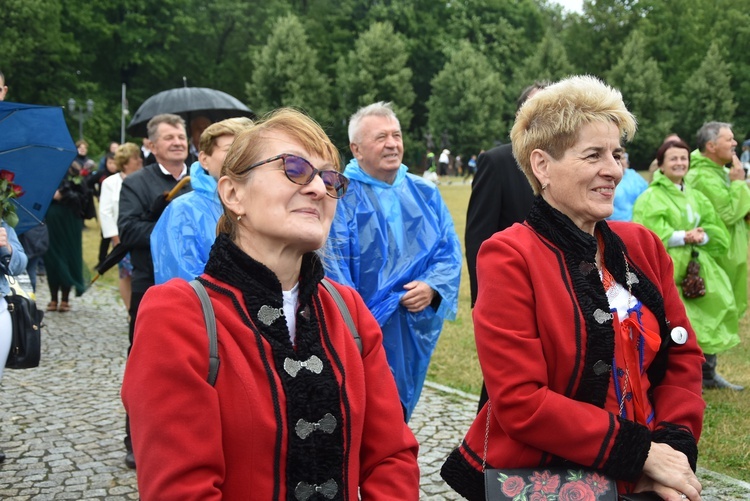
603, 255, 634, 417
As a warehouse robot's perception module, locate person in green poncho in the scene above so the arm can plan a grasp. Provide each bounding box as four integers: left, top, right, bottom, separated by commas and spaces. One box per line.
685, 122, 750, 319
634, 139, 742, 391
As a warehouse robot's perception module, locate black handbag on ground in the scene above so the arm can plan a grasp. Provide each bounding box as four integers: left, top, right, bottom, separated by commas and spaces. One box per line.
4, 278, 43, 369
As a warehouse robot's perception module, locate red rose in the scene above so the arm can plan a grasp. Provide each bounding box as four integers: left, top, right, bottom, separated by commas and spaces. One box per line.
11, 184, 24, 197
585, 472, 611, 495
530, 493, 549, 501
0, 169, 15, 182
530, 470, 561, 494
501, 475, 526, 498
80, 168, 90, 177
558, 480, 597, 501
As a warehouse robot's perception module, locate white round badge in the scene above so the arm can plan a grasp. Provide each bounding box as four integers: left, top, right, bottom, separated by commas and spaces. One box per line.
670, 326, 688, 345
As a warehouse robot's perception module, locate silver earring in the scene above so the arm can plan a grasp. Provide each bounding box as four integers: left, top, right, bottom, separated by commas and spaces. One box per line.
237, 215, 242, 221
541, 183, 548, 191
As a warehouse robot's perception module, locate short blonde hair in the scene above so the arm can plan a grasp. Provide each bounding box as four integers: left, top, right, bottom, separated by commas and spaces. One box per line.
114, 142, 141, 172
199, 117, 254, 155
218, 108, 341, 240
511, 75, 637, 195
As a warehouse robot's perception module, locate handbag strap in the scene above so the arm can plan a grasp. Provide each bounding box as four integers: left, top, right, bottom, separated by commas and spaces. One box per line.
482, 400, 491, 472
189, 278, 363, 387
189, 279, 220, 386
321, 278, 362, 353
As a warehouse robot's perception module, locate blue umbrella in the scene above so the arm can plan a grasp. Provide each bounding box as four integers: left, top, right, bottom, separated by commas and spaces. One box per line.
0, 101, 77, 234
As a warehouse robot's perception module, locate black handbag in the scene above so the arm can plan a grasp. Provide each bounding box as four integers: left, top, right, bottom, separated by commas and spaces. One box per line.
482, 402, 662, 501
4, 281, 43, 369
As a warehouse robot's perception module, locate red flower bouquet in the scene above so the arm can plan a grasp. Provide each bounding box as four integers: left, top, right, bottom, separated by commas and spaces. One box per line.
0, 169, 25, 227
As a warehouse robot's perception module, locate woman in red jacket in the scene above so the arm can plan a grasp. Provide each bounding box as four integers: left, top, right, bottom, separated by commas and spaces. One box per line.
122, 108, 419, 500
441, 76, 704, 501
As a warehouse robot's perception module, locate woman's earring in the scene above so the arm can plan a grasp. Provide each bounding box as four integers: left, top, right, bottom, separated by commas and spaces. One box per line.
541, 183, 548, 191
237, 215, 242, 221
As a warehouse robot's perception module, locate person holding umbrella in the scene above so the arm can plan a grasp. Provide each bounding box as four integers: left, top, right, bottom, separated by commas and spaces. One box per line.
117, 113, 191, 469
0, 176, 29, 464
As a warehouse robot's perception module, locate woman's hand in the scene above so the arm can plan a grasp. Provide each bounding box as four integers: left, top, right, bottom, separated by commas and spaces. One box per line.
684, 228, 704, 244
0, 227, 8, 251
640, 442, 702, 500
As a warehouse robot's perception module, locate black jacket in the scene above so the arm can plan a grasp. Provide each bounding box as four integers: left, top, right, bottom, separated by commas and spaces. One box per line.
118, 163, 192, 293
464, 143, 535, 305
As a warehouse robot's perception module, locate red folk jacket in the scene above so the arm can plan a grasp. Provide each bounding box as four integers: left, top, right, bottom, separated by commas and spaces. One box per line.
442, 200, 704, 500
122, 252, 419, 500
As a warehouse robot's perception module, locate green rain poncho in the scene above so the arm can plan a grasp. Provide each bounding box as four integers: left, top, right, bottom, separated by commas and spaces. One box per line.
685, 150, 750, 317
633, 170, 739, 354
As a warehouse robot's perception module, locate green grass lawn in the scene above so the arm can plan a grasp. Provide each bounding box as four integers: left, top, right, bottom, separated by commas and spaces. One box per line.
81, 182, 750, 482
429, 180, 750, 483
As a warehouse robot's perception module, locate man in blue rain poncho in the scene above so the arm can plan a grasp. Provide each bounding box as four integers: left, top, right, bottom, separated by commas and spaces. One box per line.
151, 117, 253, 284
326, 102, 462, 420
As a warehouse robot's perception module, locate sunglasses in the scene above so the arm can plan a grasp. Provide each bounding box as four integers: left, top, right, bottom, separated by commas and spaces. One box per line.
240, 153, 348, 199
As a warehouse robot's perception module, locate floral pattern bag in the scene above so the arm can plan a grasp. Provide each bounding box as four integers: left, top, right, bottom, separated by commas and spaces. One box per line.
482, 401, 617, 501
484, 467, 617, 501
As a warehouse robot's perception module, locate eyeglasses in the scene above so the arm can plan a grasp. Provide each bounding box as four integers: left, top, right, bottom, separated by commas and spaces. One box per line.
240, 153, 348, 199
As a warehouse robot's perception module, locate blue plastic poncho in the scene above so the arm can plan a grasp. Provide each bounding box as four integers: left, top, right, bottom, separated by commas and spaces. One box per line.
151, 161, 222, 284
325, 159, 462, 420
609, 168, 647, 222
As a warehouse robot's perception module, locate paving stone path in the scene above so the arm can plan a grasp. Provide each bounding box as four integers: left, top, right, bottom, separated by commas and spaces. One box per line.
1, 279, 748, 499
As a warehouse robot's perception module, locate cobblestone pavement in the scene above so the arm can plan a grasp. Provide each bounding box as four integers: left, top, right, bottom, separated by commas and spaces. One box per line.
1, 280, 749, 499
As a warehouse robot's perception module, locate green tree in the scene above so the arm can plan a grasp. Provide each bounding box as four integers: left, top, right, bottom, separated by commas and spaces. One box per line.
335, 21, 416, 150
606, 30, 673, 169
246, 14, 332, 125
562, 0, 646, 76
426, 42, 506, 158
676, 42, 736, 142
518, 29, 573, 83
0, 0, 78, 105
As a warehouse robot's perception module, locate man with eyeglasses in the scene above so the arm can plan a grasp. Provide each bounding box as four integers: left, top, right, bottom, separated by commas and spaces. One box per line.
325, 101, 462, 421
117, 113, 192, 468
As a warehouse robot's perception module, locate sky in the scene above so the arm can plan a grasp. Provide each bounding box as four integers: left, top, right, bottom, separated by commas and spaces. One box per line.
552, 0, 584, 14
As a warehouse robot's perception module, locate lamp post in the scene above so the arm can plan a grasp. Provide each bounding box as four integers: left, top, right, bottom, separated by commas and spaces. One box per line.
67, 98, 94, 141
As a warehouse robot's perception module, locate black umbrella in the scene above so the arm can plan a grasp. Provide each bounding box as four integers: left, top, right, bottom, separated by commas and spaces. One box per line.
90, 176, 192, 283
127, 87, 255, 137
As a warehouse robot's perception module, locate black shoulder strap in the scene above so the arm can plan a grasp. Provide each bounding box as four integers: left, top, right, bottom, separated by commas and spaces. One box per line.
321, 278, 363, 354
189, 280, 220, 386
190, 278, 363, 387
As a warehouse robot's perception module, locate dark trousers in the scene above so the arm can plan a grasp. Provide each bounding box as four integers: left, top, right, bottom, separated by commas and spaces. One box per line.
703, 353, 717, 380
124, 289, 146, 453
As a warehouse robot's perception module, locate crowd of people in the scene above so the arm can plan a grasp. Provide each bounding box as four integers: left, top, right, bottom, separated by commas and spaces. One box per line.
2, 67, 749, 501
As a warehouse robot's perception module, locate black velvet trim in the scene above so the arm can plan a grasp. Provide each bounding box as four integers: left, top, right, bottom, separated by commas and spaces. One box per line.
526, 198, 674, 403
601, 416, 652, 481
204, 234, 346, 500
313, 295, 354, 500
441, 446, 486, 501
652, 422, 699, 472
526, 198, 614, 408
